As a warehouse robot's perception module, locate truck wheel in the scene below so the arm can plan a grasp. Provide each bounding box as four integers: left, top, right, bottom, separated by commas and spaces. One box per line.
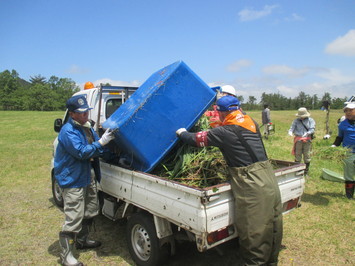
51, 175, 64, 208
126, 212, 168, 266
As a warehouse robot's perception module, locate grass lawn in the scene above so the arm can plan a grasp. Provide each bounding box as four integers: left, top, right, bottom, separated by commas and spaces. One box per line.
0, 109, 353, 265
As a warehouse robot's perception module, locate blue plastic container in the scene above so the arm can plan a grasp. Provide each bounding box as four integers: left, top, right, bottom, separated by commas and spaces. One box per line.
103, 61, 217, 172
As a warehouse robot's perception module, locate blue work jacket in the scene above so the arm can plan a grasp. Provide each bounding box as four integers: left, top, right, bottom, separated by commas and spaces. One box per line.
338, 119, 355, 153
54, 118, 105, 188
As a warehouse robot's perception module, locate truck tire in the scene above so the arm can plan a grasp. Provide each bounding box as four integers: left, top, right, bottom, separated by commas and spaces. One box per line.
126, 212, 169, 266
51, 174, 64, 208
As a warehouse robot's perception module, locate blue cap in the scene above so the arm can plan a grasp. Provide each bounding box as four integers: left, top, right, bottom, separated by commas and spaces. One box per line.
216, 95, 240, 112
66, 95, 92, 113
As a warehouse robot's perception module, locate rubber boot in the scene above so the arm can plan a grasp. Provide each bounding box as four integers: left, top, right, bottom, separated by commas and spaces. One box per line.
59, 231, 83, 266
76, 218, 102, 250
305, 163, 310, 176
264, 132, 268, 140
345, 181, 354, 199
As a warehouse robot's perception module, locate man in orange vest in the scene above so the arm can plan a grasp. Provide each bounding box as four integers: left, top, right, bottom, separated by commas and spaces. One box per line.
176, 95, 283, 265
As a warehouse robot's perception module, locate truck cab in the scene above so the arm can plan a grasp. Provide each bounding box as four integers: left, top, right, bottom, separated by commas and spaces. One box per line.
54, 85, 138, 133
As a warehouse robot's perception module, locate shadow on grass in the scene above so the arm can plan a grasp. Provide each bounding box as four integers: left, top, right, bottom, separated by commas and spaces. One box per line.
48, 197, 63, 210
47, 215, 135, 265
47, 240, 62, 264
47, 207, 244, 266
46, 197, 247, 265
163, 238, 243, 266
301, 191, 344, 206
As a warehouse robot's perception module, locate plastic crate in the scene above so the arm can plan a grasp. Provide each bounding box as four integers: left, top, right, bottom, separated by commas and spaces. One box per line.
102, 61, 216, 172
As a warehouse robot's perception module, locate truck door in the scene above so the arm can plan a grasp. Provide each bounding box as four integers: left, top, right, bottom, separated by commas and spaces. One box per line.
101, 91, 125, 122
96, 86, 138, 132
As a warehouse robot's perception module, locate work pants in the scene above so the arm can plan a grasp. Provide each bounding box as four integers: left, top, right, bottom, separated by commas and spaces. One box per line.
294, 140, 312, 163
62, 178, 99, 233
229, 160, 283, 266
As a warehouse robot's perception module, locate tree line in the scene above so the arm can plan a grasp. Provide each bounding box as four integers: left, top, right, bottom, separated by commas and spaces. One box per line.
0, 70, 79, 111
238, 92, 347, 111
0, 69, 348, 111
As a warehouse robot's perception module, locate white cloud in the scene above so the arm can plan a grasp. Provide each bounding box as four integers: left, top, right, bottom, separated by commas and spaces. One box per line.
325, 29, 355, 56
285, 13, 305, 22
262, 65, 310, 77
300, 81, 354, 99
226, 59, 252, 72
276, 85, 298, 97
315, 68, 355, 85
238, 5, 278, 22
67, 65, 89, 74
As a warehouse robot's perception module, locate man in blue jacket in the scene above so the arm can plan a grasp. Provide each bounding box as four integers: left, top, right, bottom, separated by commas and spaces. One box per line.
54, 95, 115, 266
332, 102, 355, 199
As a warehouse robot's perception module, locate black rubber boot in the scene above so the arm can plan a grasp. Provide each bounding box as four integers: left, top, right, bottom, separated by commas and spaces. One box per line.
264, 132, 268, 140
59, 231, 83, 266
76, 218, 102, 250
305, 162, 310, 175
345, 181, 354, 199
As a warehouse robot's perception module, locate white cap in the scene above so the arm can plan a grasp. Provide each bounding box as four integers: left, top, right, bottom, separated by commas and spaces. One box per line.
344, 103, 355, 110
220, 85, 237, 96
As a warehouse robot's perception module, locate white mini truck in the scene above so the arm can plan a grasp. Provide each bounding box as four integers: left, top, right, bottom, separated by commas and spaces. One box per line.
51, 85, 305, 266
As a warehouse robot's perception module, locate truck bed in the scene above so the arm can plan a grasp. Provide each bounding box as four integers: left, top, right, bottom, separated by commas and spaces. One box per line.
98, 160, 305, 250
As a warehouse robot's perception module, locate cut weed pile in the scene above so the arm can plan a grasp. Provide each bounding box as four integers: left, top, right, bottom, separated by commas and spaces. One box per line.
152, 116, 229, 187
313, 143, 349, 161
153, 143, 229, 187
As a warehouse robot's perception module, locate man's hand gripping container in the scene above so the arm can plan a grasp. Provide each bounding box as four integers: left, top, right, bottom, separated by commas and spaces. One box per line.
103, 60, 217, 172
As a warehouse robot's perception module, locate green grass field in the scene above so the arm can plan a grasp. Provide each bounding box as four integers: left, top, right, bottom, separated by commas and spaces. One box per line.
0, 110, 353, 265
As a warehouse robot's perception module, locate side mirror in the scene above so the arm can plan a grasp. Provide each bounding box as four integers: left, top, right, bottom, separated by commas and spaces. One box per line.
54, 118, 63, 132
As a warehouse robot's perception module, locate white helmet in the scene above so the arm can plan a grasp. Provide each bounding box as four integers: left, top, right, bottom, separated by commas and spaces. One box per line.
220, 85, 237, 97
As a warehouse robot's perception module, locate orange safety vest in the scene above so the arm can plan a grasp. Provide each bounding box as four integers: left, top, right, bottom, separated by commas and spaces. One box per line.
218, 110, 257, 133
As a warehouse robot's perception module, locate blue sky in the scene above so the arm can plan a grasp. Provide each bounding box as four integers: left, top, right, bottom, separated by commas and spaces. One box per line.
0, 0, 354, 101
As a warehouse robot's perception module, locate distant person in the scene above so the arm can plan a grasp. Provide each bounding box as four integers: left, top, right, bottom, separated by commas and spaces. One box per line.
261, 104, 271, 139
288, 107, 316, 175
331, 102, 355, 199
176, 95, 283, 265
54, 95, 115, 266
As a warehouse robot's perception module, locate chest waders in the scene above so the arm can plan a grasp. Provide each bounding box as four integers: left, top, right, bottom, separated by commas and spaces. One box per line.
344, 153, 355, 199
229, 128, 283, 265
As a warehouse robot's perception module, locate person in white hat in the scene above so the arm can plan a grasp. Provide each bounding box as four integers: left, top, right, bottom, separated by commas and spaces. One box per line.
332, 102, 355, 199
220, 85, 237, 97
288, 107, 316, 175
337, 95, 354, 125
207, 85, 239, 127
